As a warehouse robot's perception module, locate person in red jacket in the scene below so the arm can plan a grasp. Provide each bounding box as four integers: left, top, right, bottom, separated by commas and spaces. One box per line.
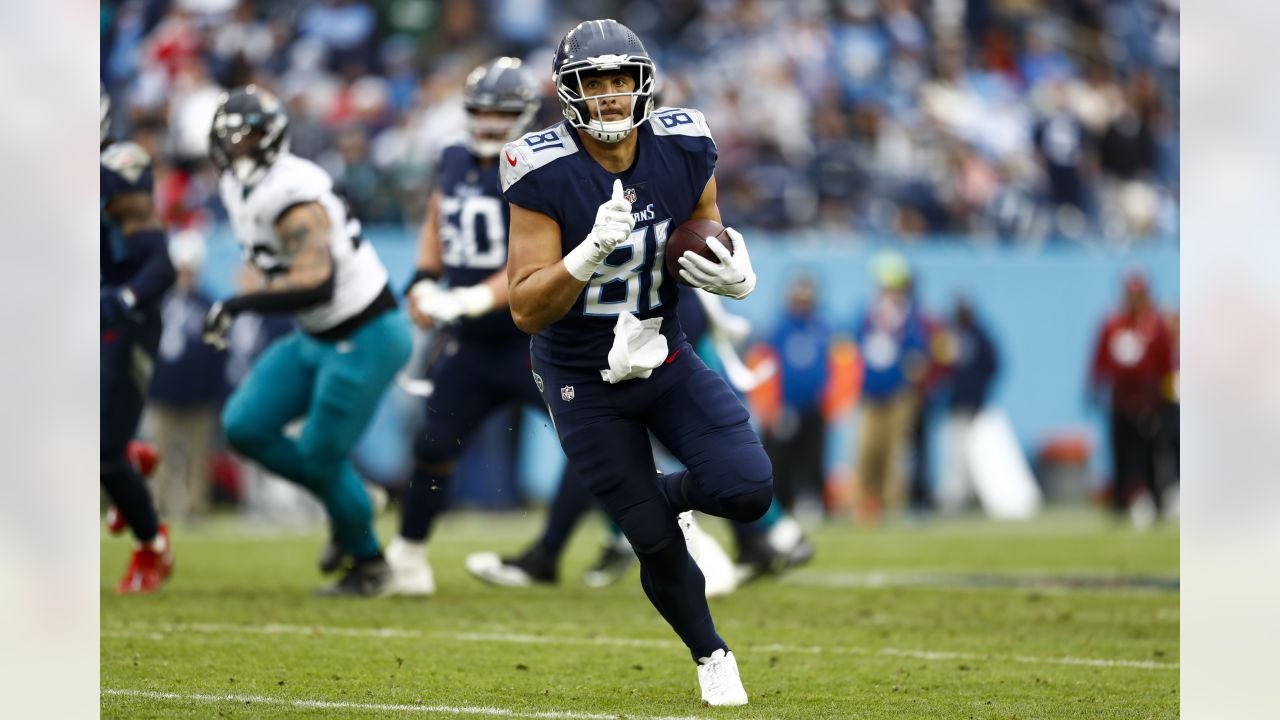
1088, 272, 1174, 518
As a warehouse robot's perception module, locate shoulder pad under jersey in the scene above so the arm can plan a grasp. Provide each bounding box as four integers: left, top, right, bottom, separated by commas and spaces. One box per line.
499, 122, 579, 194
649, 107, 715, 144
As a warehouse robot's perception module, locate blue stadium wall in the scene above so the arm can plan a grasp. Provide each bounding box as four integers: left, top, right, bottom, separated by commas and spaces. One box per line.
200, 225, 1179, 505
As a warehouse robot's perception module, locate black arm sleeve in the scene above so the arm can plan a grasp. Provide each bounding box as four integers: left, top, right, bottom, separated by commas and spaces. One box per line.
124, 228, 176, 306
223, 266, 336, 316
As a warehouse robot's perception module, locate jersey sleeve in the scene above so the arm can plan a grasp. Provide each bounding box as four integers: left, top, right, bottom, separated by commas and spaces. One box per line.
650, 107, 718, 195
500, 124, 578, 226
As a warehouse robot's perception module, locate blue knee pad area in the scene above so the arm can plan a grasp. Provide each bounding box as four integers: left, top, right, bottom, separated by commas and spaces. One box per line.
221, 402, 267, 457
614, 498, 685, 555
719, 485, 774, 523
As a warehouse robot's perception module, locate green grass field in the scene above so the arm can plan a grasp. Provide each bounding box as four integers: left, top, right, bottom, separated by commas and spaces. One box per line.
101, 510, 1178, 719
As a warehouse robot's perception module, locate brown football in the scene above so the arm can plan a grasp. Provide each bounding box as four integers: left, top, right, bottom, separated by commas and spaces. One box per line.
665, 218, 733, 285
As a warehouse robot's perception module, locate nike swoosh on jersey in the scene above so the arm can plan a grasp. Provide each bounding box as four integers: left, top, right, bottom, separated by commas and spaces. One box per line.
505, 151, 518, 167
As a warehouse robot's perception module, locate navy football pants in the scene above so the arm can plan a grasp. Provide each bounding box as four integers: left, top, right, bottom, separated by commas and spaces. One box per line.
401, 335, 577, 542
100, 314, 161, 543
533, 343, 773, 658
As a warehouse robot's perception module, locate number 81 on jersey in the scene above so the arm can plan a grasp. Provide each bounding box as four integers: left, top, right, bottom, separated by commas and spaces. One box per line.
583, 219, 672, 317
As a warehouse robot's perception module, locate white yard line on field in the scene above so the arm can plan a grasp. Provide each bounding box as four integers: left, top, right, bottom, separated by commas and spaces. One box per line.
105, 621, 1179, 671
101, 688, 707, 720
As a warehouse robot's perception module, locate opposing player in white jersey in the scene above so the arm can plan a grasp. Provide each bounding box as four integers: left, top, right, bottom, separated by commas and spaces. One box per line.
204, 86, 412, 596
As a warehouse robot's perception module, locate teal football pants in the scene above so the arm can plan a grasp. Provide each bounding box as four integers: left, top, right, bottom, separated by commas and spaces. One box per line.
222, 310, 411, 559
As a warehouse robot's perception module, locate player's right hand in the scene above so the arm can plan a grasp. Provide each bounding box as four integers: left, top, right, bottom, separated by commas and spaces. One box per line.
406, 279, 439, 329
591, 179, 634, 252
202, 302, 234, 350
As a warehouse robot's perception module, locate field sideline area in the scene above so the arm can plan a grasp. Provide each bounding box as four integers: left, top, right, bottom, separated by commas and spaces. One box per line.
101, 511, 1178, 719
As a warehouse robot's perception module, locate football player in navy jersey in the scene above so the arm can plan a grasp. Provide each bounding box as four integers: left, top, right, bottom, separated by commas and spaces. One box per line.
205, 86, 412, 596
382, 57, 575, 596
100, 87, 177, 593
503, 20, 766, 706
466, 283, 816, 592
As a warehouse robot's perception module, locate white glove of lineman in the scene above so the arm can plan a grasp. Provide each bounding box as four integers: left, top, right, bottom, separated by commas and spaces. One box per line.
676, 227, 757, 300
563, 179, 635, 281
410, 279, 495, 324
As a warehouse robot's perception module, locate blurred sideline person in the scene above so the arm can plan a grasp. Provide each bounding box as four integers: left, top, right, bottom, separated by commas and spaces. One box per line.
1088, 272, 1173, 520
852, 253, 929, 525
204, 86, 412, 595
147, 230, 225, 521
465, 284, 813, 594
502, 20, 765, 706
382, 57, 576, 596
904, 276, 945, 515
936, 297, 1000, 513
762, 276, 830, 517
101, 87, 177, 593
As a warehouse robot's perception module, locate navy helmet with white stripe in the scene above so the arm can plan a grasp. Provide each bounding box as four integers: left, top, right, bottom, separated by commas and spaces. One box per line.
552, 19, 656, 144
463, 57, 542, 158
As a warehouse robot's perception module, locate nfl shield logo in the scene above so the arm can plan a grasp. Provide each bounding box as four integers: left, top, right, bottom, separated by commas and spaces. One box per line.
560, 385, 575, 402
623, 187, 637, 204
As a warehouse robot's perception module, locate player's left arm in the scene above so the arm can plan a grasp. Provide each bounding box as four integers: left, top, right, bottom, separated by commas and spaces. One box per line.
204, 202, 336, 348
217, 202, 336, 311
677, 176, 757, 300
102, 191, 176, 311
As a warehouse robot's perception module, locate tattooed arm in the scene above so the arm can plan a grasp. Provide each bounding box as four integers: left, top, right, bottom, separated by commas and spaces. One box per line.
221, 202, 336, 315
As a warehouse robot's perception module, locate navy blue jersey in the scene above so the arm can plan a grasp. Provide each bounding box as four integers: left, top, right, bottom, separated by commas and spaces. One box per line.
501, 108, 717, 372
436, 144, 524, 345
100, 141, 155, 287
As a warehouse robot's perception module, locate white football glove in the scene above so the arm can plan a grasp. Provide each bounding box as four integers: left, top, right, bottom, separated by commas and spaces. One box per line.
677, 226, 757, 300
410, 280, 495, 324
563, 179, 635, 281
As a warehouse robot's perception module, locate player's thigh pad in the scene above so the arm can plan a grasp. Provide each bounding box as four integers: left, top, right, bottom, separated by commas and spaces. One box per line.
412, 340, 511, 465
647, 349, 773, 508
297, 313, 412, 468
221, 332, 315, 453
545, 377, 682, 555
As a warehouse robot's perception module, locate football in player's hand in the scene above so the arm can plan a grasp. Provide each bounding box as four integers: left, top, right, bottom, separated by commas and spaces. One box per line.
665, 218, 733, 284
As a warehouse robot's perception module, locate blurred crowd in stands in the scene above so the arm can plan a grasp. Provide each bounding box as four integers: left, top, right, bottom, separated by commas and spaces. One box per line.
102, 0, 1179, 242
103, 0, 1180, 525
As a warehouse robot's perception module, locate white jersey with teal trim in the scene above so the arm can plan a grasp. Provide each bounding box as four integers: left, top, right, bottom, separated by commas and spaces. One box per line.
219, 154, 388, 334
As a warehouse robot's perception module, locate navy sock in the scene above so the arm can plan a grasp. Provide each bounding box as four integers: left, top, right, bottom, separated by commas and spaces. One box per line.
636, 539, 725, 661
101, 462, 159, 543
398, 469, 450, 542
537, 466, 593, 558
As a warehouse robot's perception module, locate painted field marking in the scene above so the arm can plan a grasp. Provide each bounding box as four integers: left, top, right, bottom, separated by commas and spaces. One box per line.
101, 688, 707, 720
104, 621, 1178, 671
780, 569, 1180, 594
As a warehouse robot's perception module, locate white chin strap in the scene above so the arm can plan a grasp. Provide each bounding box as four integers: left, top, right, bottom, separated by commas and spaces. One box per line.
584, 117, 635, 144
232, 157, 267, 186
468, 138, 505, 157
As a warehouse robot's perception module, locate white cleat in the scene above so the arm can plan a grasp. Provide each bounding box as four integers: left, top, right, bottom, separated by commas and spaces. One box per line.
679, 512, 738, 598
465, 552, 536, 588
384, 536, 435, 596
697, 648, 748, 706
